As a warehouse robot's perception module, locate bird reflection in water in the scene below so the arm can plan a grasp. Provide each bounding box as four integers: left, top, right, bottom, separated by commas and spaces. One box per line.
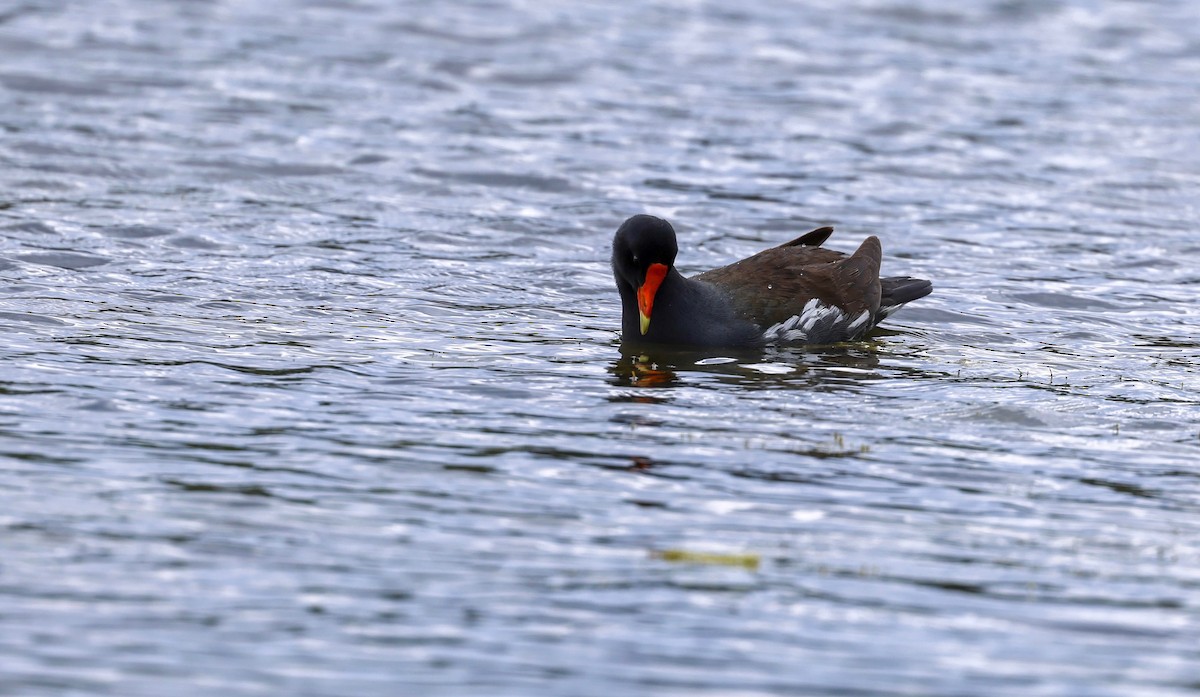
609, 342, 894, 393
615, 353, 680, 388
609, 344, 749, 389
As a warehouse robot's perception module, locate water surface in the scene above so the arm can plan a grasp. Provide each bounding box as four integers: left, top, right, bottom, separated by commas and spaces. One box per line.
2, 1, 1199, 695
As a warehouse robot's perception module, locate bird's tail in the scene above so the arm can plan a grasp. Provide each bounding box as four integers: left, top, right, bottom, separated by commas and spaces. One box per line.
879, 276, 932, 317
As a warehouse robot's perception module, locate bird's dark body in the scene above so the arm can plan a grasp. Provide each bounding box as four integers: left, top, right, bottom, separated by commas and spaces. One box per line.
611, 215, 932, 349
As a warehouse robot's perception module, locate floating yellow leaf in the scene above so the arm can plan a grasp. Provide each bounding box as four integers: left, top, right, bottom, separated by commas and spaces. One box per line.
653, 549, 760, 570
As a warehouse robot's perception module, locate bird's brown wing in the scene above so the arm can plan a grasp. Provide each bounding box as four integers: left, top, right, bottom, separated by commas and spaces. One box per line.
693, 235, 882, 328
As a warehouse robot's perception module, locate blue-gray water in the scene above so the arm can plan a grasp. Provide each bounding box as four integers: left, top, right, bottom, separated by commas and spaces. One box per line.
2, 1, 1199, 695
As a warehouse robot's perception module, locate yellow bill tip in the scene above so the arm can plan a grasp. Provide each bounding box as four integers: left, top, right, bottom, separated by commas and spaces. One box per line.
639, 310, 650, 335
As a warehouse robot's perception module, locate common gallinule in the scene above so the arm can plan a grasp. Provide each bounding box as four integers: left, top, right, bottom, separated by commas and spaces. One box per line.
612, 214, 931, 348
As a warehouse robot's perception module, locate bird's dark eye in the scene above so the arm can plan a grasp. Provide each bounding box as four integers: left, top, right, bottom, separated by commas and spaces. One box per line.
631, 254, 639, 265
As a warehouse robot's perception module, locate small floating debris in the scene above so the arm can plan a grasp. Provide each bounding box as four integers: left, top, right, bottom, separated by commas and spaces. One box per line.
652, 549, 761, 570
694, 356, 738, 365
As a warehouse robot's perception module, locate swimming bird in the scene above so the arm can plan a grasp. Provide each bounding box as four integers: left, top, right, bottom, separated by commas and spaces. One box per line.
611, 214, 931, 348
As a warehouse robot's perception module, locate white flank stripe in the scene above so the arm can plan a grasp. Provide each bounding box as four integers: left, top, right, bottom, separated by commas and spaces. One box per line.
762, 300, 847, 343
846, 310, 871, 332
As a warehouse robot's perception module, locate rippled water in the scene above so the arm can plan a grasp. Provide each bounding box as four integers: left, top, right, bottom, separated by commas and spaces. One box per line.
2, 1, 1199, 695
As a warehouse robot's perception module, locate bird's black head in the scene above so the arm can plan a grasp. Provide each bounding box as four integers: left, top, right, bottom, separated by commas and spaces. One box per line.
611, 214, 678, 286
612, 214, 679, 337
